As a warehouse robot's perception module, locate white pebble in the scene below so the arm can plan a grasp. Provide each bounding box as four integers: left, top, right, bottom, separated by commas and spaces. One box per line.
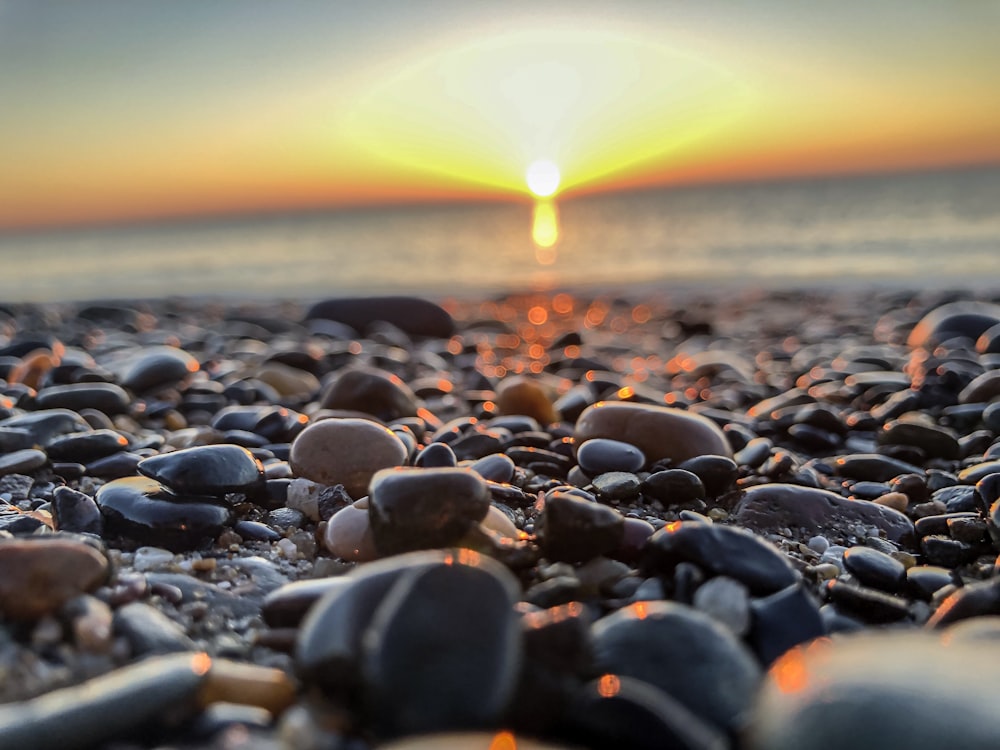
276, 537, 299, 559
807, 535, 830, 554
132, 546, 175, 572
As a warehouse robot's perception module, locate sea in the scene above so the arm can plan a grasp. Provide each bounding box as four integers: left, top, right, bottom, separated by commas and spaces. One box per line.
1, 166, 998, 303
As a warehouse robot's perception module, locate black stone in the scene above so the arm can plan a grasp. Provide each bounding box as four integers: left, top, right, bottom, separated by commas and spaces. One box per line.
576, 438, 646, 475
642, 521, 798, 595
958, 460, 1000, 485
640, 469, 706, 506
749, 582, 825, 665
920, 535, 975, 567
905, 565, 955, 601
119, 346, 199, 392
825, 580, 910, 623
927, 576, 1000, 627
592, 471, 641, 500
842, 546, 906, 592
469, 453, 516, 483
676, 455, 738, 497
45, 430, 129, 462
540, 492, 625, 563
51, 485, 103, 535
878, 420, 960, 460
833, 454, 924, 483
95, 476, 230, 551
0, 409, 91, 446
591, 600, 760, 732
413, 441, 457, 468
138, 444, 265, 498
112, 602, 196, 656
305, 296, 455, 338
368, 467, 490, 555
34, 383, 131, 415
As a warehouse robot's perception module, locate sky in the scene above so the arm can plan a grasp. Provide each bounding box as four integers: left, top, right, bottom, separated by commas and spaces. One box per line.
1, 1, 999, 230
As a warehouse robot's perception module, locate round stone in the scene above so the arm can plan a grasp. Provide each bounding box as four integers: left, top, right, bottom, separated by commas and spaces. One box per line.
0, 448, 47, 476
842, 546, 906, 592
35, 382, 131, 415
118, 345, 199, 392
496, 376, 557, 426
304, 296, 455, 338
289, 418, 407, 498
576, 438, 646, 475
640, 469, 706, 506
318, 367, 418, 422
574, 402, 732, 465
324, 499, 377, 562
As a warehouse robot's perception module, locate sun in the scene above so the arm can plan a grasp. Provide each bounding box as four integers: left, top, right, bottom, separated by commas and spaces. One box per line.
525, 160, 561, 197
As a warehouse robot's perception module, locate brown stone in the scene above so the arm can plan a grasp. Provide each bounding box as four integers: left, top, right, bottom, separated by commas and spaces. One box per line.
289, 418, 407, 498
734, 484, 915, 546
253, 362, 321, 399
319, 367, 418, 422
574, 402, 732, 464
0, 538, 109, 620
496, 376, 557, 425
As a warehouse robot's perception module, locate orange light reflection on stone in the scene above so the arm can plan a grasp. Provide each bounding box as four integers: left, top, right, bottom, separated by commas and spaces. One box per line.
489, 731, 517, 750
597, 674, 621, 698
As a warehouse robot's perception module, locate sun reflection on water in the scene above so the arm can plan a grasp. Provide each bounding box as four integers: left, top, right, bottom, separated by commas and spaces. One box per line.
532, 199, 560, 264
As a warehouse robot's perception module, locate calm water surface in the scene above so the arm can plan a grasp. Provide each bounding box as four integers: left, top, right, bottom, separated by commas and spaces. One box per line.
1, 167, 998, 302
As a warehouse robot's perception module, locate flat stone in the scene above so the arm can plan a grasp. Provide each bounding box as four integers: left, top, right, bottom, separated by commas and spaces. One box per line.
138, 444, 265, 497
34, 383, 131, 415
289, 418, 407, 498
734, 484, 915, 546
878, 420, 960, 460
0, 537, 108, 620
842, 546, 906, 592
751, 631, 1000, 750
642, 521, 798, 595
574, 402, 732, 465
0, 448, 47, 475
959, 370, 1000, 404
305, 296, 455, 338
118, 345, 199, 392
907, 300, 1000, 348
45, 430, 129, 462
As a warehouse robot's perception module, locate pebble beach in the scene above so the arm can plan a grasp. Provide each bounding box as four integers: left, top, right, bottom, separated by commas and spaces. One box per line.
1, 284, 1000, 749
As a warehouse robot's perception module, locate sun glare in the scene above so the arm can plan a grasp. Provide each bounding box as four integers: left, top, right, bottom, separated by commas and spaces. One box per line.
526, 160, 561, 197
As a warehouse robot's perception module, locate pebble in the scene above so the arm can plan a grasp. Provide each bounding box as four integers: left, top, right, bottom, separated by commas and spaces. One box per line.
540, 492, 625, 563
748, 582, 825, 665
118, 345, 199, 392
576, 438, 646, 475
906, 300, 1000, 347
138, 444, 266, 497
0, 536, 109, 620
0, 448, 47, 476
324, 498, 378, 562
319, 366, 418, 421
591, 600, 761, 732
367, 467, 491, 555
574, 402, 733, 465
692, 576, 751, 635
496, 376, 558, 425
842, 546, 906, 592
752, 632, 1000, 750
305, 295, 455, 337
51, 485, 104, 535
640, 469, 706, 506
95, 476, 231, 551
288, 417, 407, 498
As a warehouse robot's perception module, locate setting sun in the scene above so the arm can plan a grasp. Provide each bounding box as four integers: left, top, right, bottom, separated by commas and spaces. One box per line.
526, 160, 561, 197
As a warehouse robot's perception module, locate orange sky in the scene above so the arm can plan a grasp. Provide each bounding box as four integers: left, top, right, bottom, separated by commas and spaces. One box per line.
2, 2, 999, 231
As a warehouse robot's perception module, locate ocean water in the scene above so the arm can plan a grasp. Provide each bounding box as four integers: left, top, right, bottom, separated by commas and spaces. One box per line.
1, 166, 998, 303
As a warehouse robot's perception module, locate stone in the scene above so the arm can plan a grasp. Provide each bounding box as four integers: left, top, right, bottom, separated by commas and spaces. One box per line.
319, 367, 418, 422
959, 369, 1000, 404
540, 492, 625, 563
591, 600, 761, 732
927, 576, 1000, 627
735, 484, 915, 545
576, 438, 646, 475
113, 601, 196, 655
496, 376, 557, 425
907, 300, 1000, 347
751, 631, 1000, 750
324, 498, 378, 562
878, 420, 960, 460
289, 418, 407, 498
692, 576, 751, 636
368, 467, 491, 556
574, 402, 732, 465
34, 383, 131, 415
95, 476, 231, 551
118, 345, 199, 392
676, 455, 739, 497
51, 485, 104, 535
642, 521, 798, 595
0, 448, 47, 475
138, 444, 265, 497
833, 454, 924, 483
0, 537, 108, 620
0, 409, 91, 446
842, 546, 906, 592
640, 469, 706, 506
748, 582, 825, 665
45, 430, 129, 462
305, 296, 455, 337
361, 554, 522, 737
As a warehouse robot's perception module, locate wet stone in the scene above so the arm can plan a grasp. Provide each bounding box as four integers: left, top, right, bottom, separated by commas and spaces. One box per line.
413, 441, 457, 468
842, 546, 906, 593
833, 454, 924, 483
289, 418, 407, 498
576, 438, 645, 475
540, 492, 625, 563
575, 402, 733, 466
368, 467, 491, 556
45, 429, 129, 462
0, 409, 92, 446
905, 565, 954, 601
138, 444, 265, 497
825, 580, 910, 623
958, 460, 1000, 485
878, 420, 960, 460
907, 300, 1000, 348
920, 535, 975, 567
95, 476, 231, 551
469, 453, 516, 483
591, 600, 761, 733
642, 521, 798, 595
